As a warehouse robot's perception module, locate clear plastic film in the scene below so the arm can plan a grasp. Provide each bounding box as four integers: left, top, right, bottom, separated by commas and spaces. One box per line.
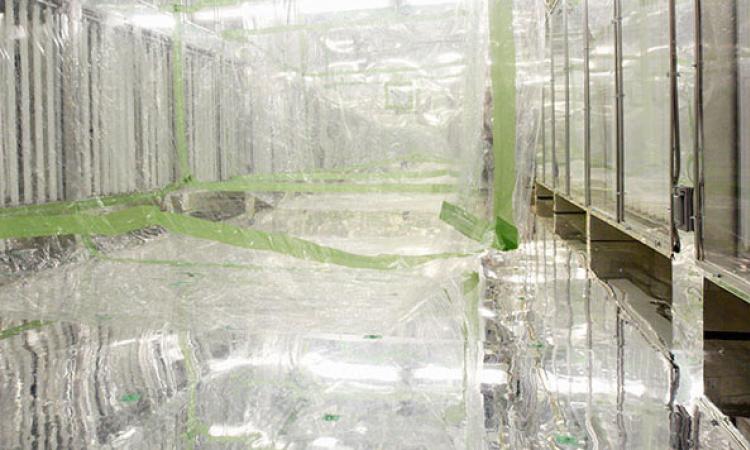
0, 0, 499, 448
483, 216, 675, 448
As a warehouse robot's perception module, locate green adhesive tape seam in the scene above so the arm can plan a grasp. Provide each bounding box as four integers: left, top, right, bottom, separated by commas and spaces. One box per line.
489, 0, 519, 250
0, 320, 50, 340
0, 174, 446, 221
0, 206, 472, 270
0, 185, 176, 217
440, 201, 494, 244
439, 201, 517, 250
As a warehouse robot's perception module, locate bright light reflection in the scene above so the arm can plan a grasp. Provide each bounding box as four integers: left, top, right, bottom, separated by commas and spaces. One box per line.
311, 437, 339, 448
406, 0, 458, 4
209, 423, 270, 445
299, 0, 391, 15
544, 373, 648, 398
480, 368, 508, 385
130, 13, 175, 30
302, 354, 400, 382
413, 365, 461, 381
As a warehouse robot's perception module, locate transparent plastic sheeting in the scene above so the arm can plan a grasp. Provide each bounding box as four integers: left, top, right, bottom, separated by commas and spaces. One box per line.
481, 217, 750, 449
700, 0, 750, 285
0, 0, 490, 209
0, 0, 503, 448
0, 183, 490, 448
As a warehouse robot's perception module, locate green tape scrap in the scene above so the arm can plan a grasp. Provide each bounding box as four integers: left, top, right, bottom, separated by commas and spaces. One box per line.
120, 393, 142, 404
363, 334, 383, 340
554, 434, 579, 446
462, 271, 480, 294
323, 414, 341, 422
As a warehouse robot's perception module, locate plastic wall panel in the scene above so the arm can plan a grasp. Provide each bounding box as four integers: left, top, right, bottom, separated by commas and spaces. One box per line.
542, 20, 554, 187
567, 0, 586, 203
740, 0, 750, 259
587, 0, 617, 217
701, 0, 750, 278
0, 1, 62, 205
620, 0, 671, 228
550, 6, 567, 192
676, 0, 696, 188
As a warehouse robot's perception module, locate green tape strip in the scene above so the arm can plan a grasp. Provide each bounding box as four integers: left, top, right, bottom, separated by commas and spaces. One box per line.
0, 320, 50, 340
439, 201, 518, 251
440, 201, 494, 244
0, 153, 445, 217
1, 206, 471, 270
0, 186, 174, 217
190, 180, 456, 194
489, 0, 519, 250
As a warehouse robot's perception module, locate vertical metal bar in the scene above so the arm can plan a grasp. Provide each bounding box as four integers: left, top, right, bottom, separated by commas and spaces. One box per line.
19, 0, 33, 203
694, 0, 704, 259
542, 85, 547, 184
32, 3, 45, 203
583, 0, 592, 207
79, 18, 91, 197
126, 32, 136, 192
158, 41, 169, 186
90, 22, 101, 195
542, 17, 549, 186
147, 42, 156, 189
62, 0, 83, 200
550, 13, 558, 190
614, 0, 626, 222
134, 30, 146, 190
44, 7, 57, 201
114, 32, 124, 194
0, 4, 6, 207
5, 0, 19, 205
98, 27, 111, 195
669, 0, 681, 253
563, 0, 571, 196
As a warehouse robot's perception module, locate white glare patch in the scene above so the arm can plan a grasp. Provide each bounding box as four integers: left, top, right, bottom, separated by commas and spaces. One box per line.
299, 0, 390, 15
413, 365, 462, 381
130, 13, 175, 30
302, 354, 400, 382
311, 437, 339, 448
479, 307, 496, 318
480, 368, 508, 385
208, 422, 270, 447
